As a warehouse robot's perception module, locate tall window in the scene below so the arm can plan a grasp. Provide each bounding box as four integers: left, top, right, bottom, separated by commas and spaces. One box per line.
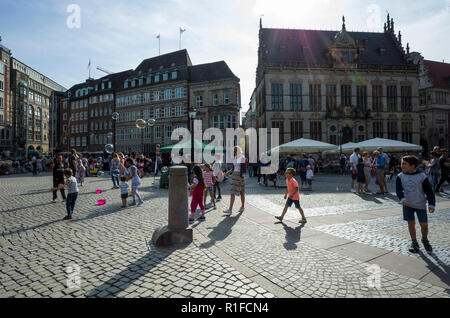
401, 86, 412, 112
387, 85, 397, 112
291, 121, 303, 140
387, 121, 398, 140
164, 107, 171, 118
154, 91, 160, 101
154, 126, 161, 138
341, 85, 352, 106
289, 84, 302, 111
196, 95, 203, 107
372, 85, 383, 112
213, 115, 225, 129
309, 84, 321, 111
401, 122, 413, 143
224, 92, 230, 105
175, 87, 184, 98
325, 84, 336, 110
310, 121, 322, 141
271, 83, 283, 110
164, 89, 172, 100
213, 94, 218, 106
357, 85, 367, 111
227, 115, 236, 128
373, 121, 383, 138
175, 106, 183, 117
272, 121, 284, 145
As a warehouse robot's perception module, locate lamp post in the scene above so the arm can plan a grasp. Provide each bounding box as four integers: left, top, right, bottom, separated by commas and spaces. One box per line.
111, 112, 119, 153
189, 107, 197, 164
338, 130, 343, 157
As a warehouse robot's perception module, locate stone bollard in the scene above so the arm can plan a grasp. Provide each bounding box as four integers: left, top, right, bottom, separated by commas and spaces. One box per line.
152, 166, 193, 247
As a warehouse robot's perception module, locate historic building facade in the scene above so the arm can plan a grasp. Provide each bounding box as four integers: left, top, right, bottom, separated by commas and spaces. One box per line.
10, 58, 66, 154
59, 70, 132, 153
252, 15, 420, 149
115, 50, 240, 154
0, 41, 12, 152
188, 61, 240, 150
411, 56, 450, 153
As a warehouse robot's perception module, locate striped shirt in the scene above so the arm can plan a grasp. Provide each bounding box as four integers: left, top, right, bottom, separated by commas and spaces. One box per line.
204, 171, 214, 187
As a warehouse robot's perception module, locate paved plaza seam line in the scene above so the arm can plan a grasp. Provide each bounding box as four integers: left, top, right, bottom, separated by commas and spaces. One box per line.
193, 228, 296, 298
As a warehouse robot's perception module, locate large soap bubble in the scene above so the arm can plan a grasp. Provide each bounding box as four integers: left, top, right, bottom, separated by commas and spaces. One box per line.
105, 144, 114, 154
112, 112, 119, 121
147, 118, 156, 127
136, 119, 147, 129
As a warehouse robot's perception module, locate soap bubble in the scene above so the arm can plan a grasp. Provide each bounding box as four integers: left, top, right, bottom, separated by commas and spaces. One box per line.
161, 166, 169, 173
147, 118, 156, 127
136, 119, 147, 129
107, 132, 113, 138
105, 144, 114, 154
112, 112, 119, 121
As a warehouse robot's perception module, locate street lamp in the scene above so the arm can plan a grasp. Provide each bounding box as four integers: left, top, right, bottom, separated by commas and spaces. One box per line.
189, 107, 197, 164
111, 112, 119, 153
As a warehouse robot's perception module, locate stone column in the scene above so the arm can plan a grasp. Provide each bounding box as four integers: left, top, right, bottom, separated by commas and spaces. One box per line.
152, 166, 193, 247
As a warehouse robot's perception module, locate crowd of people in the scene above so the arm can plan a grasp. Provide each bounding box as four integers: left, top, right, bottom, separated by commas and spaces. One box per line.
2, 143, 447, 254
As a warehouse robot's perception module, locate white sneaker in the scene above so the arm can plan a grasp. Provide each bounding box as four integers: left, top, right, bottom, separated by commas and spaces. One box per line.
350, 189, 356, 193
52, 199, 57, 203
223, 209, 232, 214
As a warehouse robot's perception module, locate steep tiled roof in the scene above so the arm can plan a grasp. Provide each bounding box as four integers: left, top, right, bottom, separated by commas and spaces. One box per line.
424, 60, 450, 89
260, 28, 408, 65
134, 49, 192, 73
188, 61, 239, 83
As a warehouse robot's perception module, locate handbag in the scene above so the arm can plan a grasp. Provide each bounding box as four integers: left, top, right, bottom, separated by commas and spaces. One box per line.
216, 169, 224, 183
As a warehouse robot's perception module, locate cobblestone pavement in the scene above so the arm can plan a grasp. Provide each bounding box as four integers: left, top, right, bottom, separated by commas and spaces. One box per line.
0, 173, 271, 298
0, 172, 449, 298
312, 212, 450, 266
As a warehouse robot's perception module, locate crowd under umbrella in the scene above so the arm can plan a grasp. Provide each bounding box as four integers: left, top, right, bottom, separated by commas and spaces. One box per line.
323, 142, 359, 155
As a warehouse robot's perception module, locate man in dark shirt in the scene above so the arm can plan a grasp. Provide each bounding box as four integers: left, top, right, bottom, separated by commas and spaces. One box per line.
68, 149, 78, 177
52, 155, 66, 202
435, 149, 450, 193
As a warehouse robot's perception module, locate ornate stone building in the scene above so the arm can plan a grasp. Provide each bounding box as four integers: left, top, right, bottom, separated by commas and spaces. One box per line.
0, 41, 12, 152
412, 56, 450, 153
252, 15, 420, 149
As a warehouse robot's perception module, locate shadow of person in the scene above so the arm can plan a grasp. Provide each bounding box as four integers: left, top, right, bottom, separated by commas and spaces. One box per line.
86, 241, 189, 298
198, 211, 243, 249
417, 250, 450, 294
280, 222, 305, 251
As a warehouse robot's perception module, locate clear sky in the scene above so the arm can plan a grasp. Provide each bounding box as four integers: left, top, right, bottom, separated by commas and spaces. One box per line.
1, 0, 449, 114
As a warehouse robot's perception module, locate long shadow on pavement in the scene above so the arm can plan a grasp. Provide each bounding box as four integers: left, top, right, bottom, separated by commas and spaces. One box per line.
86, 241, 189, 298
277, 222, 305, 251
417, 250, 450, 295
198, 211, 243, 249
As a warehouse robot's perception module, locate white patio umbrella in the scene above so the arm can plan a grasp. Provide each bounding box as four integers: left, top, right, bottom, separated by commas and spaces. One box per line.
323, 142, 358, 155
355, 138, 422, 153
270, 138, 338, 154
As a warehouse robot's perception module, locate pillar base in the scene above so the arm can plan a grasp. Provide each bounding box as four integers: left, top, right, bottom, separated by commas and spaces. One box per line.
152, 225, 193, 247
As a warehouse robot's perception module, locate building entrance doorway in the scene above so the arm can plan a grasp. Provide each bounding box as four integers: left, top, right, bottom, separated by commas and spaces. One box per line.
342, 127, 353, 144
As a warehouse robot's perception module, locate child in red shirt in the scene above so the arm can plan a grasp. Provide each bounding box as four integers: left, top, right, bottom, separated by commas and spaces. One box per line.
275, 168, 307, 223
188, 165, 206, 223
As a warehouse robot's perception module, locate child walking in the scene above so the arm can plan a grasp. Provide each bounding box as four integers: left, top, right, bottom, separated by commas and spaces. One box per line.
396, 155, 436, 253
188, 165, 206, 223
125, 158, 144, 207
306, 165, 314, 191
119, 176, 130, 208
203, 164, 216, 209
57, 168, 79, 220
275, 168, 307, 223
356, 157, 366, 194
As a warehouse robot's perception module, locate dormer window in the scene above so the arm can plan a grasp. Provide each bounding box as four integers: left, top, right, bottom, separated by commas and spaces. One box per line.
155, 74, 160, 83
124, 81, 129, 89
172, 71, 177, 80
146, 76, 151, 84
131, 80, 136, 88
139, 78, 144, 86
108, 82, 112, 89
378, 47, 387, 54
163, 73, 168, 81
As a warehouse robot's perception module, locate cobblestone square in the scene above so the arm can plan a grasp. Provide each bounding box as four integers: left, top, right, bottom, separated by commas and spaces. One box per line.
0, 172, 449, 298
